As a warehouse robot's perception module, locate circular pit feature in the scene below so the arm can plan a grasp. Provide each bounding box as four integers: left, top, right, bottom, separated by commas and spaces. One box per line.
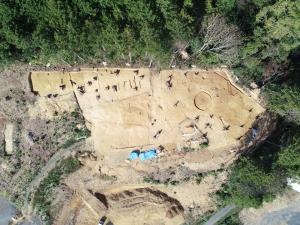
194, 91, 212, 111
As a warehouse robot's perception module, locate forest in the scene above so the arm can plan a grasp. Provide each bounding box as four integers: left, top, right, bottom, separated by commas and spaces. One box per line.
0, 0, 300, 223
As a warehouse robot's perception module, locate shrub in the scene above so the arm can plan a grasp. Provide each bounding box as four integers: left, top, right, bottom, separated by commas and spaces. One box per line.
33, 157, 81, 224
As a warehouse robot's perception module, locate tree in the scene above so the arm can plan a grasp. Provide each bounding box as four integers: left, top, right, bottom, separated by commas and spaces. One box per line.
231, 0, 275, 34
252, 0, 300, 63
240, 0, 300, 70
0, 0, 199, 66
266, 85, 300, 124
215, 0, 236, 14
278, 131, 300, 178
232, 0, 300, 83
219, 157, 286, 208
191, 14, 242, 64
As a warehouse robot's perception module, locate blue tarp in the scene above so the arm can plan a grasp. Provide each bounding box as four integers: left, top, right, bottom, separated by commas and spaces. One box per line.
129, 150, 140, 160
251, 128, 258, 140
129, 148, 157, 161
139, 148, 157, 161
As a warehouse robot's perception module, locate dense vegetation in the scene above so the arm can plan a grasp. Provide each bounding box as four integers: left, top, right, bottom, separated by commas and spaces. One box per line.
1, 0, 299, 113
0, 0, 206, 65
1, 0, 300, 223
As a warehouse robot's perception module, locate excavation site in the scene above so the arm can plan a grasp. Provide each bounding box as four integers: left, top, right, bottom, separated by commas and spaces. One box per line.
1, 2, 298, 225
28, 67, 265, 225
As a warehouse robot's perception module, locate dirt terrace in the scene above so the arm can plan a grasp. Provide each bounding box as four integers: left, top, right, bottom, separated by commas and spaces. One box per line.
31, 68, 264, 158
30, 68, 264, 225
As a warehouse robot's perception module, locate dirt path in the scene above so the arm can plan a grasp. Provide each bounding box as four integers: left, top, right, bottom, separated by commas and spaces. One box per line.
23, 140, 87, 214
204, 205, 236, 225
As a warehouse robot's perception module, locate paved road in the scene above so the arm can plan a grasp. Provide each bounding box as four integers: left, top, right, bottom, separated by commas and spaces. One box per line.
203, 205, 236, 225
260, 199, 300, 225
18, 215, 44, 225
0, 197, 16, 225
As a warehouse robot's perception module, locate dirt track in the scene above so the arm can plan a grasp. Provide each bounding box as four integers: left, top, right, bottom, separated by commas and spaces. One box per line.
23, 140, 87, 214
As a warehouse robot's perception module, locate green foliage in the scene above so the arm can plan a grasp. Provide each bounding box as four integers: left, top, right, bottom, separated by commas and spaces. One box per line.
60, 109, 91, 148
217, 0, 276, 34
61, 138, 77, 149
218, 156, 286, 208
278, 130, 300, 178
33, 157, 81, 225
217, 121, 300, 210
143, 176, 160, 184
250, 0, 300, 64
232, 63, 264, 84
196, 51, 222, 66
0, 0, 201, 66
199, 142, 209, 149
218, 210, 241, 225
194, 173, 204, 184
99, 173, 117, 181
266, 84, 300, 124
213, 0, 299, 84
215, 0, 236, 14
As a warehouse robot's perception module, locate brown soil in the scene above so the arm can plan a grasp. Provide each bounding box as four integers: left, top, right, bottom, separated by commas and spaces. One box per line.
30, 67, 264, 225
31, 68, 264, 157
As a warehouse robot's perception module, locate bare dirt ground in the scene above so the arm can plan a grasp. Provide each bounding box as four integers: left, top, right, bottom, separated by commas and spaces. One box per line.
240, 190, 300, 225
55, 169, 227, 225
31, 68, 264, 167
28, 67, 265, 225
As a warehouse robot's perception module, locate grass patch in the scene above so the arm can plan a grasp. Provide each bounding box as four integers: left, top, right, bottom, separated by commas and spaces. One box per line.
60, 109, 91, 149
182, 142, 209, 153
61, 138, 77, 149
99, 174, 117, 181
33, 157, 81, 225
194, 173, 204, 184
199, 142, 209, 149
143, 176, 161, 184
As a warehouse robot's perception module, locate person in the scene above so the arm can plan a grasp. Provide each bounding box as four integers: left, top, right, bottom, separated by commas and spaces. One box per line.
59, 84, 66, 90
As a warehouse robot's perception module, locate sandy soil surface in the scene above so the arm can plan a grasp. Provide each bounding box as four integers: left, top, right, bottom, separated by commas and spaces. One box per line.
31, 68, 264, 167
29, 67, 264, 225
240, 190, 300, 225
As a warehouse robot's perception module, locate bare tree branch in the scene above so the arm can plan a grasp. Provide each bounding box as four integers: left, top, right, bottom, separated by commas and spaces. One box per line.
194, 14, 242, 64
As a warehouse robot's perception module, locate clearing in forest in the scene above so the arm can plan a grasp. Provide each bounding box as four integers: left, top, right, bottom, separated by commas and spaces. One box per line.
31, 68, 264, 157
30, 67, 264, 225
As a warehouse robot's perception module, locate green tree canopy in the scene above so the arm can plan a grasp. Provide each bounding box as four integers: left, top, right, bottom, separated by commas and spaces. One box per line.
0, 0, 204, 65
249, 0, 300, 63
278, 130, 300, 178
266, 85, 300, 124
219, 157, 286, 208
